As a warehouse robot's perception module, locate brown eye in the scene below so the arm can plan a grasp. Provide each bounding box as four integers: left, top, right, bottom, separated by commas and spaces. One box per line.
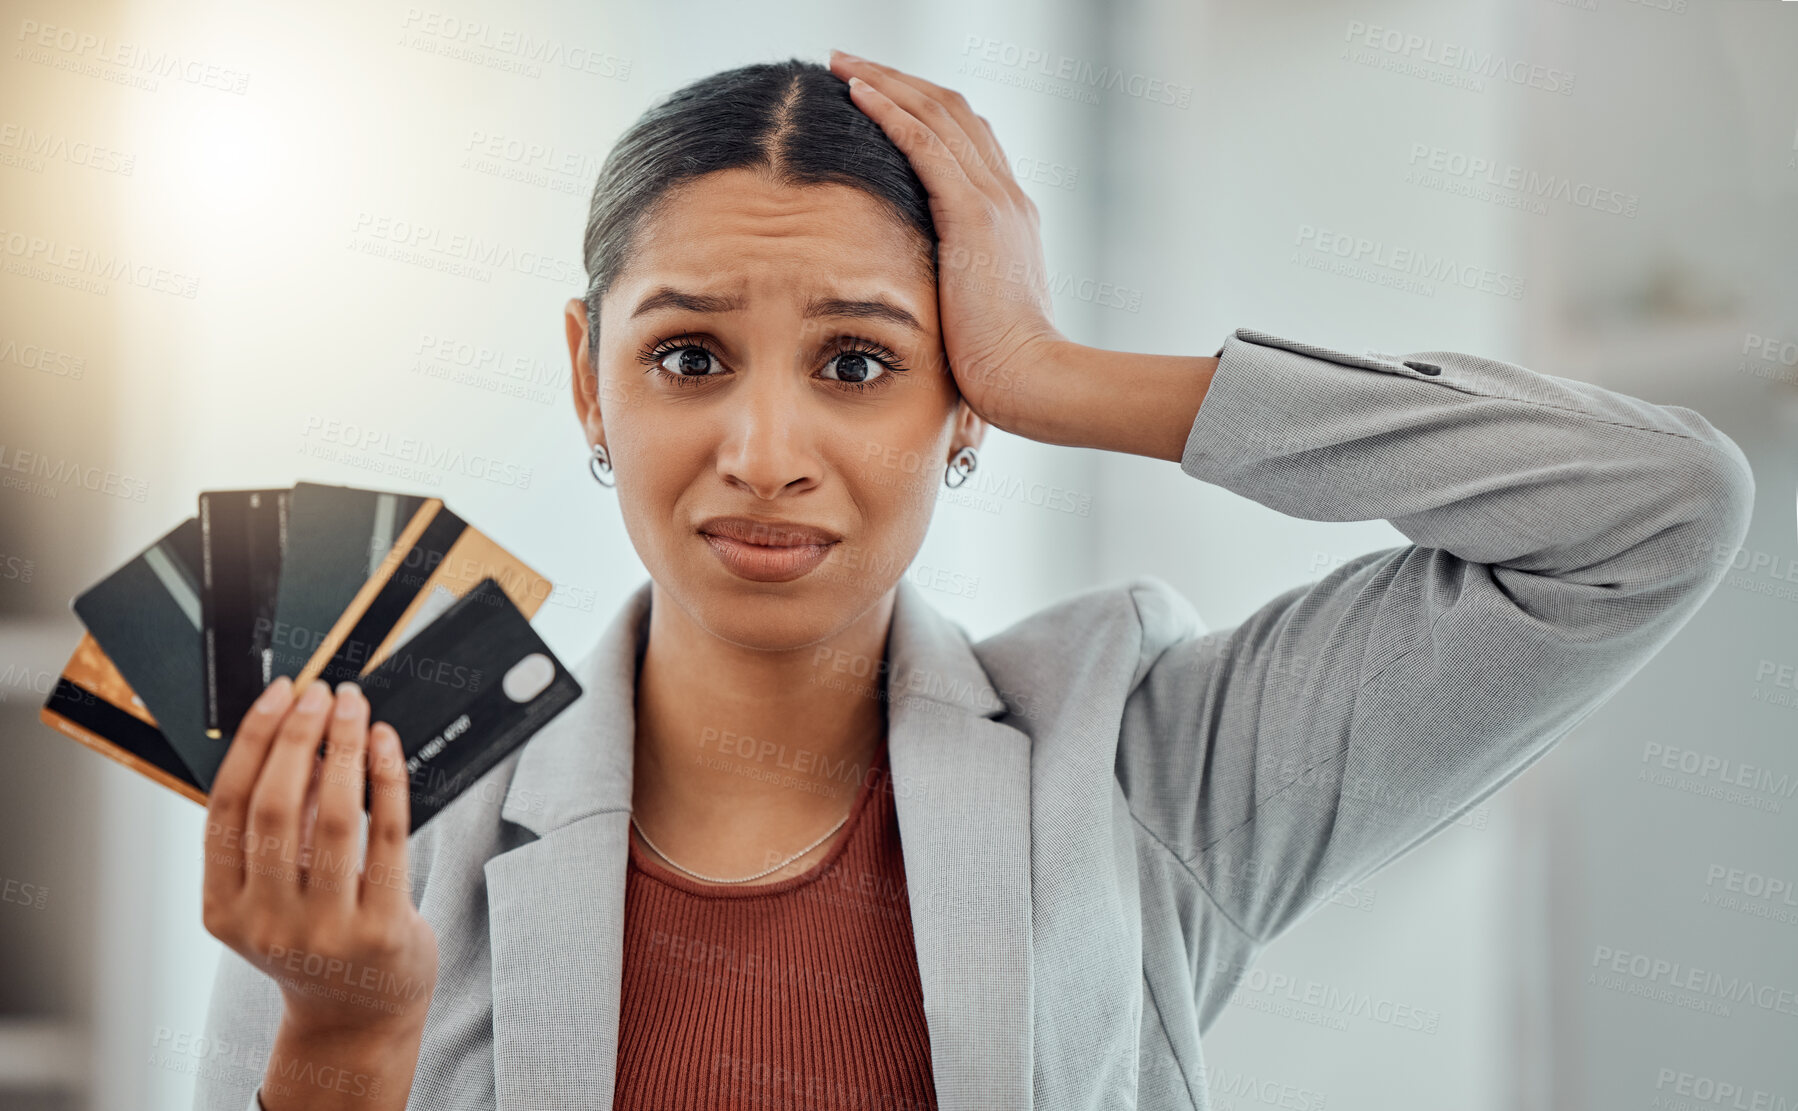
821, 351, 886, 385
660, 346, 719, 377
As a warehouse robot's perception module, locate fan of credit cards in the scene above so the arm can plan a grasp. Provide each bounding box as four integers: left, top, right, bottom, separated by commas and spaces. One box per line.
37, 481, 584, 833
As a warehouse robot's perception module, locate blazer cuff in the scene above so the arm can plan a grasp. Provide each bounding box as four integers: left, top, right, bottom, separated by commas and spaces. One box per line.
1182, 326, 1449, 481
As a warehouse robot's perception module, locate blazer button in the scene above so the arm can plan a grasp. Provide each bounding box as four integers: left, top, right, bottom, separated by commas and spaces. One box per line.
1404, 360, 1442, 376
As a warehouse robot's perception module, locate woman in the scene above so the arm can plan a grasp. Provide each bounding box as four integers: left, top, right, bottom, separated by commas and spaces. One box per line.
195, 52, 1754, 1111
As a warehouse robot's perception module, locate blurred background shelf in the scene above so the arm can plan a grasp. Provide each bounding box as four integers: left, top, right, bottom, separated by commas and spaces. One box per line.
0, 1016, 88, 1092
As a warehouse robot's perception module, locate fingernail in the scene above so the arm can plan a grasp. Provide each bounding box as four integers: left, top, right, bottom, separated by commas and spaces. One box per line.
254, 676, 292, 712
298, 680, 332, 712
334, 681, 362, 717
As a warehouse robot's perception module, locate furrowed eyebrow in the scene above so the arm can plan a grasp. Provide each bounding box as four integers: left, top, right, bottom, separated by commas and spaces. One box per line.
629, 286, 923, 334
630, 286, 748, 318
802, 296, 923, 334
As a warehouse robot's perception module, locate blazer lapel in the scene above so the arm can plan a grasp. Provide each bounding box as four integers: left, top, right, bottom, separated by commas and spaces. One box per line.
484, 581, 645, 1111
884, 579, 1036, 1111
481, 578, 1034, 1111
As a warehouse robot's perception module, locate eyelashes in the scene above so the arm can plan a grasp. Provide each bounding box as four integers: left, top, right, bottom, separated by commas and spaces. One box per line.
634, 332, 911, 392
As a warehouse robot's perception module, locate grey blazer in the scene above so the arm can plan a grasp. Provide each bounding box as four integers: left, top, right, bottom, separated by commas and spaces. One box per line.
196, 327, 1755, 1111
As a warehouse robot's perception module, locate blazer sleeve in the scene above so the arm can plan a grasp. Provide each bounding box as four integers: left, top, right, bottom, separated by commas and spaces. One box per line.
189, 943, 284, 1111
1114, 327, 1755, 948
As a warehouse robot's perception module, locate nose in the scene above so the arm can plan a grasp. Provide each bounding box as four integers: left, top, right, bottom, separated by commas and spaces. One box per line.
714, 370, 821, 500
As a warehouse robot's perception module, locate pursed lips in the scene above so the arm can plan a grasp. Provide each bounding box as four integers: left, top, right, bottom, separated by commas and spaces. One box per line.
696, 517, 841, 548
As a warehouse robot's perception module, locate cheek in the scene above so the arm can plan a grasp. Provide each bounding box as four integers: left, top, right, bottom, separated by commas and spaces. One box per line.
838, 432, 945, 541
594, 349, 649, 412
606, 415, 704, 540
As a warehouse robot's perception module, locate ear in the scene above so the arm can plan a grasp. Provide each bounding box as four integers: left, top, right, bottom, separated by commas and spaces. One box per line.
565, 296, 605, 447
950, 397, 988, 458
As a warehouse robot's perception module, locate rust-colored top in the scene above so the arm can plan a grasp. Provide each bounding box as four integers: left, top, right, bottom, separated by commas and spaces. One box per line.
612, 742, 938, 1110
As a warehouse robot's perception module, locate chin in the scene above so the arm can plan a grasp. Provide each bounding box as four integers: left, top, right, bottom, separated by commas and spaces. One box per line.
699, 593, 860, 653
672, 564, 879, 652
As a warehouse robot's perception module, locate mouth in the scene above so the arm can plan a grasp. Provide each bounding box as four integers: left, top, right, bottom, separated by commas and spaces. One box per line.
696, 516, 841, 583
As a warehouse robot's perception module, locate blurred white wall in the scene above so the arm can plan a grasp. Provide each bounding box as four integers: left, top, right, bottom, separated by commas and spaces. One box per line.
1, 0, 1794, 1109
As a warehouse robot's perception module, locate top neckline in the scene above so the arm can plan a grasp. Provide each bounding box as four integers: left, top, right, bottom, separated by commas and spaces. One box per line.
626, 740, 889, 900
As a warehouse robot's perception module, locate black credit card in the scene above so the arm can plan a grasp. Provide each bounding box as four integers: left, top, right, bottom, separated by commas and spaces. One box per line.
71, 517, 218, 787
358, 577, 582, 833
266, 482, 429, 683
199, 487, 290, 741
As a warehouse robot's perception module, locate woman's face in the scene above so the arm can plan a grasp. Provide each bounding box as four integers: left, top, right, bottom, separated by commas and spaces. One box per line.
565, 166, 984, 651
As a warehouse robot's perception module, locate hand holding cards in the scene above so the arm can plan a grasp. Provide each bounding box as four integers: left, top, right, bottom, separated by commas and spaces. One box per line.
199, 672, 441, 1099
40, 481, 584, 833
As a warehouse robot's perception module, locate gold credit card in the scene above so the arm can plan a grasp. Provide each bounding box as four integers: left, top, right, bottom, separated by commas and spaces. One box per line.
40, 633, 208, 806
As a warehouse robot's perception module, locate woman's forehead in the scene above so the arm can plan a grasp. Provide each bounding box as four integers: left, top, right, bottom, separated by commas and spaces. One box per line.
624, 169, 934, 287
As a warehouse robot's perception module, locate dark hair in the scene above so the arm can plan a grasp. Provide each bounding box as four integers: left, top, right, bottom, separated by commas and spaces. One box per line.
579, 57, 937, 360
